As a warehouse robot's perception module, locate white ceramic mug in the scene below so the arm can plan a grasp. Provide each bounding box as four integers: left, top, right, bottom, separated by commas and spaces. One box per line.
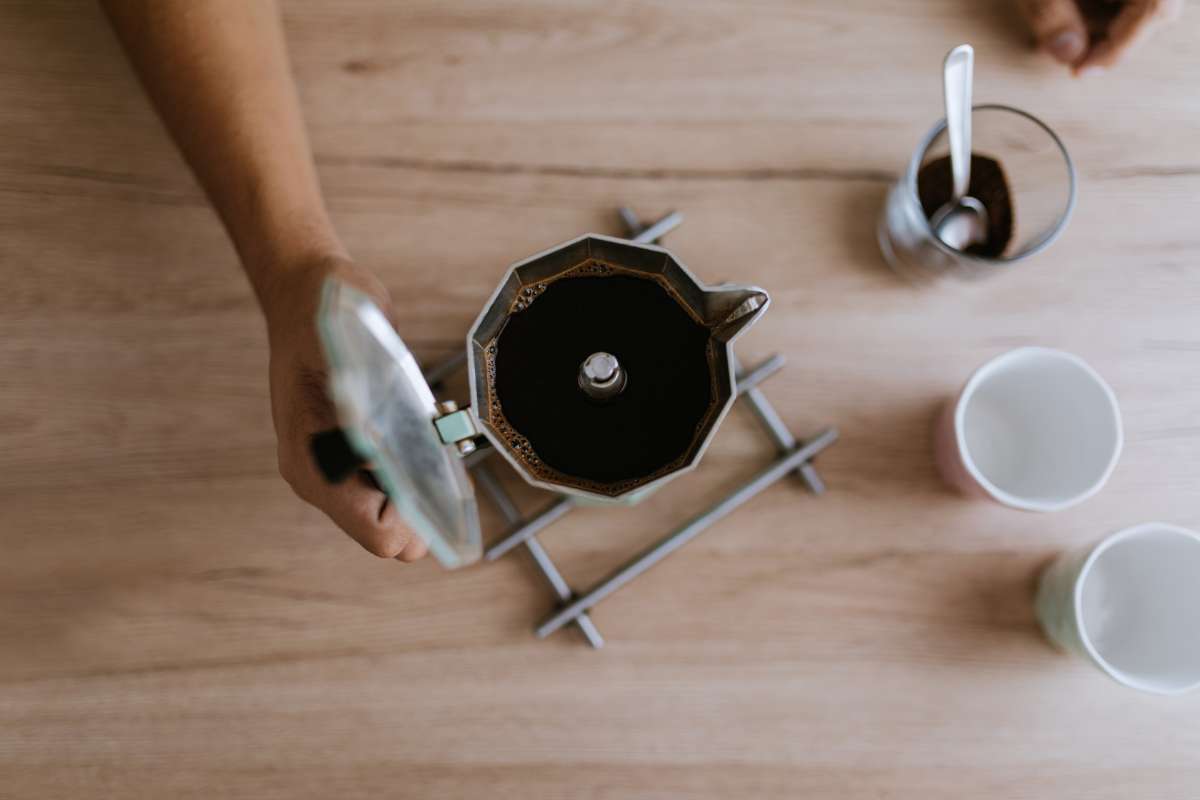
1036, 522, 1200, 694
933, 347, 1122, 511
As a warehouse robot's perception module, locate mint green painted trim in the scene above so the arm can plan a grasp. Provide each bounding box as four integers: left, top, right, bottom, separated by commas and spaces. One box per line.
434, 408, 478, 444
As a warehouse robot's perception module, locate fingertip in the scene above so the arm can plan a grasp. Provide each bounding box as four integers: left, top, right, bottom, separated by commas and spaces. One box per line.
364, 506, 413, 560
1044, 28, 1087, 64
395, 536, 429, 563
1073, 42, 1114, 76
360, 533, 407, 559
341, 495, 407, 558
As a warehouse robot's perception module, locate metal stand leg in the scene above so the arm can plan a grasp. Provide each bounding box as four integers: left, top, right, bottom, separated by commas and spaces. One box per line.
485, 496, 575, 561
735, 353, 785, 392
626, 209, 684, 245
424, 350, 467, 388
535, 427, 838, 638
732, 353, 825, 494
473, 464, 604, 648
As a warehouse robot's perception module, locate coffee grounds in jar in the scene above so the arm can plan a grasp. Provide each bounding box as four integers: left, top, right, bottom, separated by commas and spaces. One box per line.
917, 153, 1014, 258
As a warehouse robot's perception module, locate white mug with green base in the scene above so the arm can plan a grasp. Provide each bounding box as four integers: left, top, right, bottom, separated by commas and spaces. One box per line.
1036, 522, 1200, 694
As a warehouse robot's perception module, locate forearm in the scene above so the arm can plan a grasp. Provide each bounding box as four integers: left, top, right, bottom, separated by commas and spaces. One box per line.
100, 0, 344, 312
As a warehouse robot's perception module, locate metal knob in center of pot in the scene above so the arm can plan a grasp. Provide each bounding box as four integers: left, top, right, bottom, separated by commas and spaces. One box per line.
490, 271, 713, 489
578, 352, 627, 402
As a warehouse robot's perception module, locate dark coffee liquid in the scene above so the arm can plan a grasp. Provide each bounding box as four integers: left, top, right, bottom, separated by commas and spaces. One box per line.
493, 271, 714, 488
917, 153, 1014, 258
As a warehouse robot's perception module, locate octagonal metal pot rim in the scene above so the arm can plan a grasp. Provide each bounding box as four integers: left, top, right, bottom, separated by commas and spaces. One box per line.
464, 232, 767, 504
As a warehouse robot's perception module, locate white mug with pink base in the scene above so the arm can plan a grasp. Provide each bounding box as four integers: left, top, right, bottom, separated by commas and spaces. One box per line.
934, 347, 1122, 511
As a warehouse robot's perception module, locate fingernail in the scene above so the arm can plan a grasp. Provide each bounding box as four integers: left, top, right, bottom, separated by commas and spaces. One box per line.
1048, 29, 1086, 63
1078, 65, 1105, 78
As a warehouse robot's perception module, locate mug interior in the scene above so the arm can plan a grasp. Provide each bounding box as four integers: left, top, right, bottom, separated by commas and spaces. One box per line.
957, 348, 1121, 510
1077, 524, 1200, 694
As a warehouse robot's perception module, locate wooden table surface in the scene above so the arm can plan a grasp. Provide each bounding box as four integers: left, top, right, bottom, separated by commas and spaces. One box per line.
4, 1, 1200, 797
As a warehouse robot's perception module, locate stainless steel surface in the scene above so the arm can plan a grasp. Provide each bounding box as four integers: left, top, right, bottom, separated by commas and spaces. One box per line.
618, 206, 644, 236
535, 427, 840, 638
732, 354, 824, 494
944, 44, 974, 203
619, 210, 767, 343
630, 210, 684, 244
932, 195, 988, 252
932, 43, 989, 251
472, 464, 603, 648
578, 351, 627, 401
466, 232, 770, 503
524, 537, 604, 648
581, 352, 619, 383
733, 353, 785, 392
746, 385, 825, 493
462, 442, 494, 468
714, 290, 770, 341
485, 496, 576, 561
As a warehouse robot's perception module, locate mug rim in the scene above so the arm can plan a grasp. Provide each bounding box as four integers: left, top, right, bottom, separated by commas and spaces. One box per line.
953, 346, 1123, 512
1072, 522, 1200, 695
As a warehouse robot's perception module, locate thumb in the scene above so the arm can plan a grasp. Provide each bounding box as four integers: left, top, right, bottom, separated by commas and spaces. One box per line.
1018, 0, 1089, 65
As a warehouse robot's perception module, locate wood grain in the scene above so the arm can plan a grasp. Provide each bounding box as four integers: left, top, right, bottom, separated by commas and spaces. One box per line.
3, 1, 1200, 797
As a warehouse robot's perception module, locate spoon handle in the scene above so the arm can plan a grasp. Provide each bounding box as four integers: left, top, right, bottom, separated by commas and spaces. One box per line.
942, 44, 974, 204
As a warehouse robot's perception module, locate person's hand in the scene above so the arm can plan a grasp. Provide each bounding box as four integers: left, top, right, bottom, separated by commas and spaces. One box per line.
1018, 0, 1182, 75
262, 255, 429, 562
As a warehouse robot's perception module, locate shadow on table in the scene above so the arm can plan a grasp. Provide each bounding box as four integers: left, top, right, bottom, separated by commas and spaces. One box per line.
827, 390, 1070, 659
967, 0, 1036, 54
829, 394, 957, 502
834, 180, 897, 281
923, 547, 1062, 661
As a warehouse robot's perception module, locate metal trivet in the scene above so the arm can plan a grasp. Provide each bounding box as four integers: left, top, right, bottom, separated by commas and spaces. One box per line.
424, 208, 838, 648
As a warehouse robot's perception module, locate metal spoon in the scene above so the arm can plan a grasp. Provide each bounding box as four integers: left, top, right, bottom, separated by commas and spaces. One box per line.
930, 44, 989, 251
